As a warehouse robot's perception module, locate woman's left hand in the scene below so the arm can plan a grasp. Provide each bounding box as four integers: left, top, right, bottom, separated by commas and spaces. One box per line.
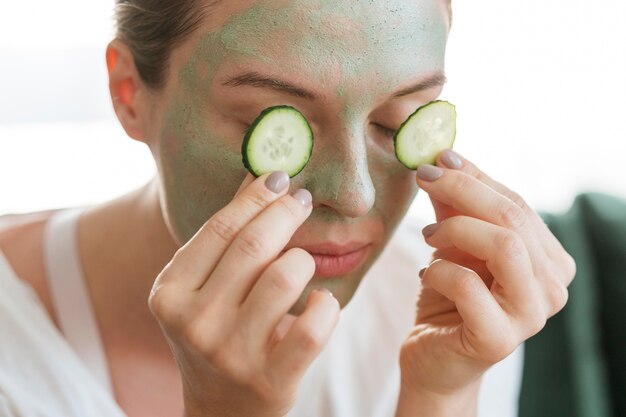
397, 150, 576, 412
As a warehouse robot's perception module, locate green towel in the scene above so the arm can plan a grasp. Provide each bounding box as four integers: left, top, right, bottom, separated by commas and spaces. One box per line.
518, 193, 626, 417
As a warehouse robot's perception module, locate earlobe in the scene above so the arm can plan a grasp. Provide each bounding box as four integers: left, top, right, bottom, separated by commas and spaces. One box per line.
106, 39, 147, 143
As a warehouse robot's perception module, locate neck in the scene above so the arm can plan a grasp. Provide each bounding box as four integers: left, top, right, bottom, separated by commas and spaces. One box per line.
78, 177, 179, 353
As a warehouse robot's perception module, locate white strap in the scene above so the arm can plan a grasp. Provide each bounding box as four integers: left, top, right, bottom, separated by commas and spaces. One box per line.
44, 208, 113, 395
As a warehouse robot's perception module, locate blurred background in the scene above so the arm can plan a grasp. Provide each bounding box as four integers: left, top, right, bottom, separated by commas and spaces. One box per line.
1, 0, 625, 220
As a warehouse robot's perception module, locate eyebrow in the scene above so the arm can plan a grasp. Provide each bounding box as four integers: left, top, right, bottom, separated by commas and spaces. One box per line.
220, 70, 447, 101
391, 71, 447, 98
221, 71, 320, 100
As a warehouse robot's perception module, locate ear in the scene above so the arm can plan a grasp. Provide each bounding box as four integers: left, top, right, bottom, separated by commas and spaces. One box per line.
106, 39, 150, 143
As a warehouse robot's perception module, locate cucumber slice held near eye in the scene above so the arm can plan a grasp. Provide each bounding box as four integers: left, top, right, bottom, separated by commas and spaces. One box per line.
393, 100, 457, 170
242, 105, 314, 178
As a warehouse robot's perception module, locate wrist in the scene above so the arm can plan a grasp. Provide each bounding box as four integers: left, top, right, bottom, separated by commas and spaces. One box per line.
394, 379, 481, 417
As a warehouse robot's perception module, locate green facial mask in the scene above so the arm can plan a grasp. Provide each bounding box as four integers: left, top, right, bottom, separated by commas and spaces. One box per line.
156, 0, 449, 311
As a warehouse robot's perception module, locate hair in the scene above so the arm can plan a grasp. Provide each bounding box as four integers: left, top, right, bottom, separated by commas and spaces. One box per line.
114, 0, 219, 90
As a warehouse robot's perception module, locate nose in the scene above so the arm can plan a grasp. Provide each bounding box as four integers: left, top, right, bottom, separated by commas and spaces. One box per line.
304, 131, 376, 219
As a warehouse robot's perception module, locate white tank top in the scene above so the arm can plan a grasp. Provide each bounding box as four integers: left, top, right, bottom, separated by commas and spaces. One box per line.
0, 208, 125, 417
44, 208, 112, 393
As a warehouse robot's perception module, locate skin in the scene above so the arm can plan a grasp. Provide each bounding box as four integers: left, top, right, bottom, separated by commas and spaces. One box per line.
151, 0, 449, 312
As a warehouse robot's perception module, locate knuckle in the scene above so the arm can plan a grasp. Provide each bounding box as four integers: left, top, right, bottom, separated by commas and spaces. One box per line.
530, 316, 548, 337
182, 321, 203, 350
298, 328, 324, 353
441, 216, 463, 234
268, 263, 298, 294
449, 171, 473, 195
241, 191, 272, 212
563, 253, 577, 284
148, 284, 176, 320
507, 191, 528, 210
182, 319, 212, 352
547, 280, 570, 314
276, 197, 302, 219
524, 309, 547, 337
485, 334, 518, 362
237, 227, 267, 260
453, 269, 481, 297
498, 202, 527, 230
205, 214, 239, 243
495, 231, 526, 259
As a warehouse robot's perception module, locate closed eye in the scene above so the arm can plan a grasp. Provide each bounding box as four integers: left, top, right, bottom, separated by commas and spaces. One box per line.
372, 123, 397, 139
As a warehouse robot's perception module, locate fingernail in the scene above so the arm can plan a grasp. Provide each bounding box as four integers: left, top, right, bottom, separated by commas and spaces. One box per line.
292, 189, 312, 206
418, 267, 427, 279
265, 171, 289, 193
440, 149, 463, 170
422, 223, 439, 238
316, 287, 333, 297
416, 165, 444, 182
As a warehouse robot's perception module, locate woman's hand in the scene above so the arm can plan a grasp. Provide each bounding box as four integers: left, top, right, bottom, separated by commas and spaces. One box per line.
148, 172, 339, 417
397, 150, 576, 416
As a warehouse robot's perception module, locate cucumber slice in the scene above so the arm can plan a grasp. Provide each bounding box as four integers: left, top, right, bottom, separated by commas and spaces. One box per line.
394, 100, 457, 170
242, 105, 314, 178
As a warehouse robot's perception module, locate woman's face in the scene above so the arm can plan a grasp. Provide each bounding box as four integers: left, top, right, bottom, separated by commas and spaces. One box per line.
146, 0, 449, 312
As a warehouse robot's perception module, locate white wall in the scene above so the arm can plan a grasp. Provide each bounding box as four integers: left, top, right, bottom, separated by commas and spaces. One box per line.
1, 0, 625, 219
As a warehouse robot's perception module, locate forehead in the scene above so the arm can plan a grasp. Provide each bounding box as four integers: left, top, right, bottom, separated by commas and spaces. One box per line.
186, 0, 448, 99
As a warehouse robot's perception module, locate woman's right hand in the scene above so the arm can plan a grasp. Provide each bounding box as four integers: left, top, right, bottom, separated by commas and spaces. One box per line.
148, 171, 340, 417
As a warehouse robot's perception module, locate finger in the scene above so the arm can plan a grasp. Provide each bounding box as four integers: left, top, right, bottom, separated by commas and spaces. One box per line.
415, 285, 457, 324
165, 171, 291, 290
268, 289, 339, 386
423, 216, 536, 300
417, 165, 528, 232
430, 196, 461, 223
431, 245, 565, 323
421, 259, 515, 360
415, 165, 545, 260
203, 189, 313, 304
234, 173, 257, 197
272, 314, 297, 343
431, 248, 493, 285
436, 149, 566, 258
437, 149, 539, 217
239, 248, 316, 348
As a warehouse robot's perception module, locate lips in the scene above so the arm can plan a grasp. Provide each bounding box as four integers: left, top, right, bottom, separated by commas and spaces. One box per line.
296, 242, 371, 277
298, 241, 369, 256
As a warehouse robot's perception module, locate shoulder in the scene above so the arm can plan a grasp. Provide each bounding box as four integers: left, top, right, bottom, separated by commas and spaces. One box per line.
0, 210, 55, 266
0, 210, 60, 325
0, 209, 61, 231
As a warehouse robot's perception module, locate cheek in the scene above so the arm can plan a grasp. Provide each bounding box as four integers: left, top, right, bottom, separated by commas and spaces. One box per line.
157, 99, 247, 244
370, 156, 418, 225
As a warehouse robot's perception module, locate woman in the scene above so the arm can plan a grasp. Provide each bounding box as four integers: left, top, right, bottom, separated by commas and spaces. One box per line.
0, 0, 578, 416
